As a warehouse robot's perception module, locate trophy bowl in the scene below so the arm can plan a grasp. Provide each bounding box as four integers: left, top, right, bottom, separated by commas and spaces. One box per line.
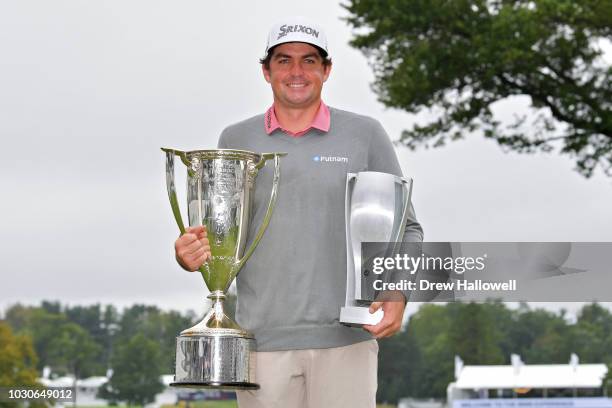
162, 148, 286, 389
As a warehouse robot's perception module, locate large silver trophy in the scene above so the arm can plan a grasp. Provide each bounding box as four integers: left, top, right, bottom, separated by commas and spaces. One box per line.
340, 171, 413, 326
162, 148, 286, 389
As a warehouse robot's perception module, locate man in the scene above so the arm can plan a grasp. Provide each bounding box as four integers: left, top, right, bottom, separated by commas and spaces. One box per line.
175, 17, 423, 408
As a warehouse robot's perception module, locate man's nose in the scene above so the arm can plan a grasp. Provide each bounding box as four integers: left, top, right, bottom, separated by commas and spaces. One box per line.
289, 61, 304, 75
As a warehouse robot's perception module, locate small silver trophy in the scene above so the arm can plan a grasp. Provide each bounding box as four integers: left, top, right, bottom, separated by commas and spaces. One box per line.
162, 148, 286, 389
340, 171, 413, 326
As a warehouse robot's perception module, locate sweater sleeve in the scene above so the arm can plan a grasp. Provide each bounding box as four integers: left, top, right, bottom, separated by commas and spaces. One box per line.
367, 119, 424, 303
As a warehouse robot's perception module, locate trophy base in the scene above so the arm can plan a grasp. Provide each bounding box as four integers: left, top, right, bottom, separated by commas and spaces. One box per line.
340, 306, 384, 326
172, 332, 259, 390
169, 381, 259, 390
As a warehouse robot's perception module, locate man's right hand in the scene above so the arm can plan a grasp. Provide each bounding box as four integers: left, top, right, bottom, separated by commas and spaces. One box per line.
175, 225, 211, 271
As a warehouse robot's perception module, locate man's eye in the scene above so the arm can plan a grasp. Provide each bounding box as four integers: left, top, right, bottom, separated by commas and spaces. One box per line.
278, 59, 289, 64
304, 59, 315, 64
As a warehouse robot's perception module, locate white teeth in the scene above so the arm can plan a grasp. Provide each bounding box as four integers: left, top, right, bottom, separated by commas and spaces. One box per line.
287, 83, 307, 88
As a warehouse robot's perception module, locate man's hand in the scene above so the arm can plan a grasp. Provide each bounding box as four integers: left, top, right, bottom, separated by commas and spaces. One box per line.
362, 295, 406, 338
174, 225, 211, 271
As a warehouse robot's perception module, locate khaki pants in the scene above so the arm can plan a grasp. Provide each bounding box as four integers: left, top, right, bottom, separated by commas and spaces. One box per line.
237, 339, 378, 408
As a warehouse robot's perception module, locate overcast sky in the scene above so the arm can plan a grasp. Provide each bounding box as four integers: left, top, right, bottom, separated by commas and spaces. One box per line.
1, 1, 611, 318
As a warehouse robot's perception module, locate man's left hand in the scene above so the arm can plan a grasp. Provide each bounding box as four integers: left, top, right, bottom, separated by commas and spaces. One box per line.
362, 298, 405, 338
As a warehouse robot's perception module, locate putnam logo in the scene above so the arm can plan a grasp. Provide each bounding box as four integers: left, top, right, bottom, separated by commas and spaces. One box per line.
313, 155, 349, 164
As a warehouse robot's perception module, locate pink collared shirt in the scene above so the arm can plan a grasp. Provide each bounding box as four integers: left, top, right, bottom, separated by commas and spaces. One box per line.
264, 102, 331, 137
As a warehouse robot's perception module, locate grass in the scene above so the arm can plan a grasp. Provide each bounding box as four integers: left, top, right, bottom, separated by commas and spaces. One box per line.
162, 402, 237, 408
162, 402, 396, 408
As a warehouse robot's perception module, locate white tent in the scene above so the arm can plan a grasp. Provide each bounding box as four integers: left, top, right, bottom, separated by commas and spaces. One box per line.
454, 363, 608, 389
448, 354, 610, 404
453, 354, 608, 390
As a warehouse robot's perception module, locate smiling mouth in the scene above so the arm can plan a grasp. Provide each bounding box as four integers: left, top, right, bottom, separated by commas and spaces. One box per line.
287, 83, 308, 88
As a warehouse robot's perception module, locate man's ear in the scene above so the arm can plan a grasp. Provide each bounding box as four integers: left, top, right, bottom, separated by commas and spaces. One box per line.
322, 62, 332, 83
262, 65, 272, 83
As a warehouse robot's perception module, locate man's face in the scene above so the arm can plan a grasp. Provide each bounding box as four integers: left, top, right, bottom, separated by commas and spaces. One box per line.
262, 42, 332, 109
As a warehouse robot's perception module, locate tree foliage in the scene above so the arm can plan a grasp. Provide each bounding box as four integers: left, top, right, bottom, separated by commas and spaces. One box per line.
0, 322, 44, 408
115, 304, 195, 373
6, 300, 612, 404
5, 305, 102, 377
344, 0, 612, 177
46, 323, 102, 379
4, 301, 198, 380
377, 302, 612, 403
0, 322, 39, 387
448, 302, 505, 365
13, 307, 70, 372
98, 333, 164, 406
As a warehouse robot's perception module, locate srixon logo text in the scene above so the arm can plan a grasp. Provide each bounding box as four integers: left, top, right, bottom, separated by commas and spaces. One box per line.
277, 24, 320, 40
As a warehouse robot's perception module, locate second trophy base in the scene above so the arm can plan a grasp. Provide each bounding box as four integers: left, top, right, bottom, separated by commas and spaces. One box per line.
340, 306, 384, 326
171, 332, 259, 390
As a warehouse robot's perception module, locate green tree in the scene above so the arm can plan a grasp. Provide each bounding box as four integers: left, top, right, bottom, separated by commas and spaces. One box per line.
344, 0, 612, 177
4, 304, 108, 376
0, 322, 43, 408
115, 304, 194, 373
4, 301, 195, 380
499, 303, 567, 361
20, 308, 69, 371
46, 323, 103, 379
4, 304, 33, 332
99, 333, 164, 406
518, 307, 575, 364
377, 330, 420, 404
448, 303, 505, 366
64, 304, 119, 372
567, 303, 612, 363
0, 322, 39, 386
405, 304, 455, 398
100, 305, 120, 371
40, 301, 61, 315
482, 300, 515, 358
64, 304, 106, 344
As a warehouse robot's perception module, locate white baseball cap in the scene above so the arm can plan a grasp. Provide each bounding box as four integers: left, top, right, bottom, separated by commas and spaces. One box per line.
263, 17, 330, 60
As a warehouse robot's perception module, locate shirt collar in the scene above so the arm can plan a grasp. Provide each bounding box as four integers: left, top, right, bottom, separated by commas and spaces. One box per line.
264, 101, 330, 137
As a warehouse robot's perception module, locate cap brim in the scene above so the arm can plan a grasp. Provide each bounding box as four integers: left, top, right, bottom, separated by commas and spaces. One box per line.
263, 42, 330, 60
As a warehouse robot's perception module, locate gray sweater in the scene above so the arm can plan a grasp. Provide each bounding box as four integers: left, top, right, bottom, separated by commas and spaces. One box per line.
218, 107, 423, 351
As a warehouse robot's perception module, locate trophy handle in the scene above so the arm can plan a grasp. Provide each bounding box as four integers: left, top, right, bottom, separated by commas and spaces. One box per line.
162, 148, 188, 234
398, 177, 413, 241
236, 152, 287, 270
389, 177, 414, 256
162, 148, 209, 275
